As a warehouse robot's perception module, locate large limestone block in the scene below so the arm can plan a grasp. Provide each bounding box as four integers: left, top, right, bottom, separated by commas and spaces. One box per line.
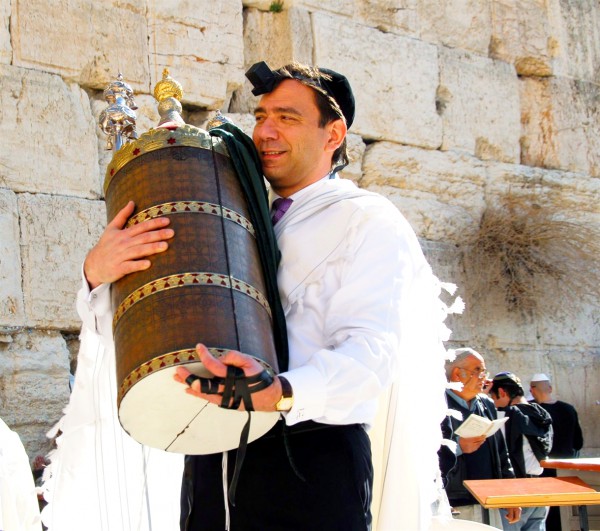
549, 0, 600, 84
355, 0, 419, 36
489, 0, 554, 76
230, 7, 313, 114
0, 189, 24, 328
11, 0, 149, 92
438, 47, 521, 163
243, 0, 420, 35
313, 12, 442, 148
0, 329, 71, 458
521, 76, 600, 177
418, 0, 492, 55
19, 194, 106, 331
361, 142, 486, 242
0, 65, 100, 198
486, 163, 600, 225
149, 0, 244, 109
0, 0, 10, 64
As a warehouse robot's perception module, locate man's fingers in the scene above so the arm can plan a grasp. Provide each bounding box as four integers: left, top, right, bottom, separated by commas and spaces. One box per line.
174, 366, 191, 383
196, 344, 228, 378
126, 216, 172, 238
108, 200, 136, 229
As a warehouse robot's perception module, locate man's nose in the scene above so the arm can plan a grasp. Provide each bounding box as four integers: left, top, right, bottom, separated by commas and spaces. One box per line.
255, 118, 278, 140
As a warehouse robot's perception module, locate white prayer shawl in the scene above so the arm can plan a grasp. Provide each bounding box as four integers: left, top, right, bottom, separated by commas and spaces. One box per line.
40, 320, 183, 531
0, 418, 42, 531
274, 178, 456, 529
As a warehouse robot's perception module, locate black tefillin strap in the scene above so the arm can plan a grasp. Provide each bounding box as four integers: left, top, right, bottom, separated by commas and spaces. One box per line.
185, 367, 274, 505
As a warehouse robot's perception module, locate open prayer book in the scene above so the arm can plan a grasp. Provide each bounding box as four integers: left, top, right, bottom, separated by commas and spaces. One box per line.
454, 414, 508, 438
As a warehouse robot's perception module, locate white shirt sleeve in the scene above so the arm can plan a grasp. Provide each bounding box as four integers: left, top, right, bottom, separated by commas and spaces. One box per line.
279, 202, 423, 427
75, 264, 113, 342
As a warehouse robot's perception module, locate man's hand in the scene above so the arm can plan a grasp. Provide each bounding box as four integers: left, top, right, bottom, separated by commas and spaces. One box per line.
458, 435, 486, 454
84, 201, 174, 289
504, 507, 521, 524
174, 344, 282, 411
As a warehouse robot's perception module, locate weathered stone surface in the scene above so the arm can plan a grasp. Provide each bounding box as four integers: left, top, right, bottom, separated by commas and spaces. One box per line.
489, 0, 554, 76
549, 0, 600, 84
19, 194, 106, 331
0, 189, 24, 327
230, 7, 313, 114
520, 76, 600, 177
418, 0, 492, 55
361, 142, 486, 242
149, 1, 244, 109
313, 12, 442, 148
11, 0, 149, 92
355, 0, 420, 36
438, 47, 521, 163
338, 133, 366, 183
0, 65, 100, 198
0, 0, 10, 64
0, 329, 71, 459
486, 163, 600, 225
243, 0, 420, 36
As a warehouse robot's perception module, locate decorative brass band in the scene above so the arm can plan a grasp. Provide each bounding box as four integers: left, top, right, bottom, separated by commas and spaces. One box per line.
113, 272, 272, 330
125, 200, 256, 237
104, 124, 230, 194
118, 346, 276, 403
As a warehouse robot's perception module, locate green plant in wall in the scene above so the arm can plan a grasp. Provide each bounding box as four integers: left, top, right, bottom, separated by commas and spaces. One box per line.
269, 1, 284, 13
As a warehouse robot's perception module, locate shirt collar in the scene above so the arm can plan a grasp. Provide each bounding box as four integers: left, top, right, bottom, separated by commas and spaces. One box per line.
268, 172, 337, 207
446, 388, 481, 412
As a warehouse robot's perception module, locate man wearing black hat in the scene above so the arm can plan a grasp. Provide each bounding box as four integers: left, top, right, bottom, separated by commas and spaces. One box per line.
490, 372, 554, 530
172, 61, 444, 529
80, 60, 444, 530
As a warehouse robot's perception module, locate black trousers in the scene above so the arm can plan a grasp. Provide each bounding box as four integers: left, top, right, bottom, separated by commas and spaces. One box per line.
180, 422, 373, 531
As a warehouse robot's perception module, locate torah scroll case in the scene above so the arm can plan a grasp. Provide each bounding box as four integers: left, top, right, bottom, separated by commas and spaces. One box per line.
100, 71, 281, 455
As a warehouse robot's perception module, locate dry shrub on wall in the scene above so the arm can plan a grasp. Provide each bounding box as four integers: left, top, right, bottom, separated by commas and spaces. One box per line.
461, 194, 600, 318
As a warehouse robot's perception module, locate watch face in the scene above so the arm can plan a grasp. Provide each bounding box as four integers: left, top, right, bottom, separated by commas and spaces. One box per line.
276, 397, 293, 411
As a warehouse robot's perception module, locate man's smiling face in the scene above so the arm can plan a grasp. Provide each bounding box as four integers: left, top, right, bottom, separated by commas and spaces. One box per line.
252, 79, 341, 197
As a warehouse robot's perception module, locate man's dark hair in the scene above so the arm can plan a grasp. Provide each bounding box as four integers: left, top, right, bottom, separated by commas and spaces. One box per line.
490, 372, 525, 399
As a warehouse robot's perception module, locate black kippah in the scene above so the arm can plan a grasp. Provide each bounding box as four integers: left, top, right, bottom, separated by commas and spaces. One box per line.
245, 61, 355, 129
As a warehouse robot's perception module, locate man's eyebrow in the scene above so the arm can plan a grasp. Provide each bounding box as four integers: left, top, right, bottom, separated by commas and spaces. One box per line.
254, 105, 302, 116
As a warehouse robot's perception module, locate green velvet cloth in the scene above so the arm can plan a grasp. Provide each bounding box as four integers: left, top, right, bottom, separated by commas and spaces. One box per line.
209, 122, 289, 372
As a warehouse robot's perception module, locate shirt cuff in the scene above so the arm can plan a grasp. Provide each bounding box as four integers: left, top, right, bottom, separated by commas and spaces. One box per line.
279, 365, 327, 426
77, 264, 112, 333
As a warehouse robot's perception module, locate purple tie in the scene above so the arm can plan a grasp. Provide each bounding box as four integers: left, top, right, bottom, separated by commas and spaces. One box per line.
271, 197, 293, 225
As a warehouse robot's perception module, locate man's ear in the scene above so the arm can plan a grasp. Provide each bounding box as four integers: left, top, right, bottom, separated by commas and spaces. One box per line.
325, 118, 347, 153
451, 367, 462, 382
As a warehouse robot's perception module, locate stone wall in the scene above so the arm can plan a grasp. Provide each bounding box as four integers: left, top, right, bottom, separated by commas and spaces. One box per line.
0, 0, 598, 462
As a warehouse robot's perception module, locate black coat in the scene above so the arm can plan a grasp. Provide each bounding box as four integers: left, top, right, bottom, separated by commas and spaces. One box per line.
499, 402, 553, 478
439, 393, 515, 506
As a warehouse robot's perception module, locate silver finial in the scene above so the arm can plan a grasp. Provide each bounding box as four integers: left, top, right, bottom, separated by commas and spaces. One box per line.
99, 73, 139, 151
207, 110, 234, 130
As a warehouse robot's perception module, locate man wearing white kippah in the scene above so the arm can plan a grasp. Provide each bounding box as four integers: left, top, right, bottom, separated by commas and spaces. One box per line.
529, 373, 584, 531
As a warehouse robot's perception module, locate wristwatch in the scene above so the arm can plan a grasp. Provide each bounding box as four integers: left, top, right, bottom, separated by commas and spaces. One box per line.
275, 376, 294, 412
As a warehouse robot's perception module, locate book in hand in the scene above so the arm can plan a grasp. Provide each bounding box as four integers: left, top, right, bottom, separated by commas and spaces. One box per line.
454, 414, 508, 438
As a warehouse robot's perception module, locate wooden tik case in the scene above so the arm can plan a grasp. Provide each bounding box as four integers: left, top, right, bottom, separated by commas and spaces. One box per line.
104, 129, 279, 454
